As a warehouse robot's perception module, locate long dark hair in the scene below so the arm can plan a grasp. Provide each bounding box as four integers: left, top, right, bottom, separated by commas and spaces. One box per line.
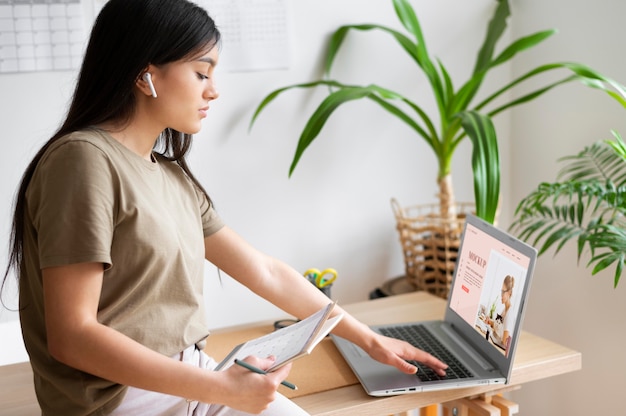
1, 0, 221, 299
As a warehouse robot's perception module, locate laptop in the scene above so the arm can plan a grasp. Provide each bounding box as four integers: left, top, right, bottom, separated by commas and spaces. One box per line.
331, 214, 537, 396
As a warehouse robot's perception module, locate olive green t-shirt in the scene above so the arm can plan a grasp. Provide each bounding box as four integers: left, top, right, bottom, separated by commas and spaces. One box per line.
19, 128, 224, 415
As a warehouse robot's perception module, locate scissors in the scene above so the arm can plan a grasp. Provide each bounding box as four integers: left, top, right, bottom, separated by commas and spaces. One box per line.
303, 268, 338, 289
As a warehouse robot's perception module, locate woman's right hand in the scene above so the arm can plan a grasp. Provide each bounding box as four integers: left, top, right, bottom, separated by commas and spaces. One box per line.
218, 356, 292, 414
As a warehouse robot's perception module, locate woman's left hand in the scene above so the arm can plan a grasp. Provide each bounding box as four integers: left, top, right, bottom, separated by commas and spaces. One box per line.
365, 333, 448, 376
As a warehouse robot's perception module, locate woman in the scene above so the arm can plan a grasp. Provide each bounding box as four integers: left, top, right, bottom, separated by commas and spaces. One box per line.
487, 275, 515, 356
2, 0, 447, 415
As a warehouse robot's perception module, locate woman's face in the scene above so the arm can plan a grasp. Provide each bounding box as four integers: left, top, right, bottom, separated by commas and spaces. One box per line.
149, 47, 220, 134
501, 285, 511, 304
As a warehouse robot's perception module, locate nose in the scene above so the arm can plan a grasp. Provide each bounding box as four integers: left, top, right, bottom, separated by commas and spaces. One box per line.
204, 79, 219, 101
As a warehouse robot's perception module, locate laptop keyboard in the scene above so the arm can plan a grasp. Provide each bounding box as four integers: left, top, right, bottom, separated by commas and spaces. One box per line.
380, 325, 474, 382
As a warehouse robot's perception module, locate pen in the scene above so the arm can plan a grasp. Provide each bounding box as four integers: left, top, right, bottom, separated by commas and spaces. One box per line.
233, 359, 298, 390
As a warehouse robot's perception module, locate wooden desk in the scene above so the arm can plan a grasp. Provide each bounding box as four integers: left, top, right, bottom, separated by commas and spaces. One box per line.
282, 292, 580, 415
0, 292, 580, 416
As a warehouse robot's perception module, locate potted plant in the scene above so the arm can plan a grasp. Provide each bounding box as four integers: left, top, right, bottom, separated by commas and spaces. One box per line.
511, 131, 626, 288
249, 0, 626, 297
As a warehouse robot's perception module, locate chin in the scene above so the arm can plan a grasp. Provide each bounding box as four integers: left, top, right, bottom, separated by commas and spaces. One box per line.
176, 125, 202, 135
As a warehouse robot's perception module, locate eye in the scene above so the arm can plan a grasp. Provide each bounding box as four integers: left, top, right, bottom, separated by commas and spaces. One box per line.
197, 73, 208, 80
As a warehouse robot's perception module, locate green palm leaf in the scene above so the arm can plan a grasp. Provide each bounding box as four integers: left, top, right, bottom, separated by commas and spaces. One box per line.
511, 135, 626, 287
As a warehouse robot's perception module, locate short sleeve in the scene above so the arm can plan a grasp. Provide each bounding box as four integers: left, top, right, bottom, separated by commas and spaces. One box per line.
27, 140, 116, 269
193, 184, 224, 237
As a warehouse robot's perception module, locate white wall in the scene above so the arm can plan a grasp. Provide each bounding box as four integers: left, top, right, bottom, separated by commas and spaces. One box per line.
5, 0, 624, 414
510, 0, 626, 414
0, 0, 486, 352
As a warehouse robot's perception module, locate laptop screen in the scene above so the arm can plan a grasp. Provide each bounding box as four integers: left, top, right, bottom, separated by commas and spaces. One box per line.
448, 217, 533, 359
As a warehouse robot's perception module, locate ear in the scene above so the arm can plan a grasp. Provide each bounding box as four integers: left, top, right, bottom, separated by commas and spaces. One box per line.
137, 69, 157, 98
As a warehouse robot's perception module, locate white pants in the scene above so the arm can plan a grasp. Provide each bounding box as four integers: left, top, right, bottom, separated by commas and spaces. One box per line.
109, 345, 310, 416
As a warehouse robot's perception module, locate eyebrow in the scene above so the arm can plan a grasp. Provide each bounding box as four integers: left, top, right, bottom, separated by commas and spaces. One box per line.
197, 57, 216, 66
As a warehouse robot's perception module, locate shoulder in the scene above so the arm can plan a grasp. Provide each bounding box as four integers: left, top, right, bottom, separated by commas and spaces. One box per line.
41, 128, 113, 167
52, 127, 115, 153
32, 129, 120, 193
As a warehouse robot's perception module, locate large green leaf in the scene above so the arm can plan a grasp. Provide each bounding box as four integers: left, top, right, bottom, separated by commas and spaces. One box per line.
392, 0, 432, 72
451, 0, 513, 115
249, 80, 344, 130
325, 24, 420, 74
289, 87, 374, 175
490, 30, 556, 68
473, 0, 510, 73
477, 62, 626, 115
391, 0, 445, 111
286, 84, 437, 176
451, 28, 556, 117
457, 111, 500, 223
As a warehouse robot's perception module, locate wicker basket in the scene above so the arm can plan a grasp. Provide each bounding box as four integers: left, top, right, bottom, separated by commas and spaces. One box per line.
391, 199, 475, 299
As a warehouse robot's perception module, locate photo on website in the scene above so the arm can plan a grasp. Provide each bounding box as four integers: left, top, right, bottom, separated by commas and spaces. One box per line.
473, 251, 527, 357
449, 223, 529, 358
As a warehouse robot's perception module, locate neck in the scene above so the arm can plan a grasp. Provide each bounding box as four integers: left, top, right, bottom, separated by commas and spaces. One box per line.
98, 117, 163, 161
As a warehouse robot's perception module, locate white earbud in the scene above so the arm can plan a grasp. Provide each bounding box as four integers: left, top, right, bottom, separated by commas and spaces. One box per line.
143, 72, 157, 98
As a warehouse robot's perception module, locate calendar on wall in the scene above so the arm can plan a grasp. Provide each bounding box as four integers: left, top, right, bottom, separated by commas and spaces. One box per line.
0, 0, 85, 74
200, 0, 292, 72
0, 0, 291, 74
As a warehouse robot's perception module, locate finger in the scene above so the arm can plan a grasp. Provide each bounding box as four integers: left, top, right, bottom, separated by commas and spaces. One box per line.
243, 355, 276, 371
241, 356, 293, 388
400, 345, 448, 375
269, 362, 292, 382
419, 354, 448, 376
398, 358, 419, 375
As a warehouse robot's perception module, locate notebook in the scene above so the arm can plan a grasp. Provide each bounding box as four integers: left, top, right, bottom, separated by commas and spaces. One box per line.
331, 214, 537, 396
215, 302, 343, 372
